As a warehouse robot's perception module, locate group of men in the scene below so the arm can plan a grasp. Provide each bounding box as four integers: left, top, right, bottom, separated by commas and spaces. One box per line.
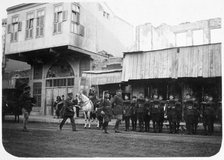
89, 86, 221, 135
18, 85, 221, 135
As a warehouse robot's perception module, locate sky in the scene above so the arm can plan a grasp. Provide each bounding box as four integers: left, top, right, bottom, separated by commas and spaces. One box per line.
0, 0, 223, 27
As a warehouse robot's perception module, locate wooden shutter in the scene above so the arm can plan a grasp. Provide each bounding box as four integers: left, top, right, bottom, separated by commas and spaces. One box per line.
53, 23, 57, 33
58, 23, 62, 32
37, 17, 40, 27
7, 24, 11, 34
79, 24, 84, 36
54, 13, 57, 23
36, 27, 40, 37
40, 16, 44, 26
18, 22, 22, 31
62, 11, 68, 21
10, 33, 13, 41
40, 27, 44, 36
30, 29, 33, 38
14, 32, 18, 41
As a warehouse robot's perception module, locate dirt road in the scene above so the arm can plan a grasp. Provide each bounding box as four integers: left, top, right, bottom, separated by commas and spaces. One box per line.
2, 122, 222, 157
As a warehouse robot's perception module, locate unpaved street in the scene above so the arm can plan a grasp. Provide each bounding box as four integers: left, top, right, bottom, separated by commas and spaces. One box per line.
2, 122, 222, 157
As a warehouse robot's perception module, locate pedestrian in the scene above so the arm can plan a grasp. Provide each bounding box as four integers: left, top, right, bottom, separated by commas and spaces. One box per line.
54, 96, 63, 119
123, 94, 131, 131
59, 93, 76, 131
89, 85, 98, 122
143, 96, 151, 132
74, 95, 80, 117
19, 86, 36, 132
99, 91, 113, 133
137, 93, 145, 132
130, 96, 138, 131
111, 89, 124, 133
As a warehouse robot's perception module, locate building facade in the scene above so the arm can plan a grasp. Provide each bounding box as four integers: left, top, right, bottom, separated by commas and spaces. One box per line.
136, 18, 221, 51
122, 43, 221, 102
4, 2, 134, 115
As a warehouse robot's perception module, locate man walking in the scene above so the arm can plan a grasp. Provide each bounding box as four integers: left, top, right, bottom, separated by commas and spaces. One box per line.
59, 93, 76, 131
111, 89, 124, 133
19, 86, 36, 132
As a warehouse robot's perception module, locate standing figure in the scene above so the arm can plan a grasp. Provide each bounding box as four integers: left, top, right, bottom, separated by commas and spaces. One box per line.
183, 94, 196, 134
54, 96, 63, 119
130, 96, 138, 131
59, 93, 76, 131
111, 89, 124, 133
99, 91, 113, 133
74, 95, 80, 117
89, 86, 98, 122
174, 96, 182, 133
201, 95, 216, 135
123, 94, 131, 131
144, 97, 151, 132
19, 86, 36, 132
96, 97, 104, 129
137, 93, 145, 132
150, 94, 162, 133
167, 95, 178, 133
158, 95, 165, 133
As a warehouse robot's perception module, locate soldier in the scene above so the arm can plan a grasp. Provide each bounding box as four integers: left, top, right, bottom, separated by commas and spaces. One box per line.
216, 97, 222, 132
123, 94, 131, 131
167, 94, 178, 133
89, 86, 98, 122
19, 86, 36, 132
158, 95, 165, 133
201, 95, 216, 135
183, 93, 196, 135
59, 93, 77, 131
192, 95, 200, 134
130, 96, 138, 131
99, 91, 113, 134
150, 94, 161, 133
96, 96, 104, 129
144, 96, 151, 132
137, 93, 145, 132
175, 96, 182, 133
111, 89, 124, 133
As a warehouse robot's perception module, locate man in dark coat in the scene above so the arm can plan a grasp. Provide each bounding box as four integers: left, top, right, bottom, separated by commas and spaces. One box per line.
59, 93, 76, 131
201, 95, 216, 135
174, 96, 182, 133
143, 97, 151, 132
150, 94, 161, 133
123, 94, 131, 131
137, 93, 145, 132
167, 95, 178, 133
158, 95, 165, 133
98, 91, 113, 133
130, 96, 138, 131
111, 89, 124, 133
19, 86, 36, 132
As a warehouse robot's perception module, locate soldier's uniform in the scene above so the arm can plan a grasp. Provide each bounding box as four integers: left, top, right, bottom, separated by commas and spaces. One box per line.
167, 98, 178, 133
158, 98, 165, 133
201, 96, 216, 135
137, 97, 145, 132
175, 99, 182, 133
130, 97, 138, 131
143, 99, 151, 132
123, 99, 131, 131
99, 93, 113, 133
183, 95, 196, 134
150, 97, 161, 133
111, 89, 124, 133
89, 88, 98, 120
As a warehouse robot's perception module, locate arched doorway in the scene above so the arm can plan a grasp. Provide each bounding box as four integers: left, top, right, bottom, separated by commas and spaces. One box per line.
45, 60, 75, 115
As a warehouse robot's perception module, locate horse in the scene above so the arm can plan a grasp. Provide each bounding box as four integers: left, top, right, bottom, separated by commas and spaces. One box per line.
77, 92, 94, 128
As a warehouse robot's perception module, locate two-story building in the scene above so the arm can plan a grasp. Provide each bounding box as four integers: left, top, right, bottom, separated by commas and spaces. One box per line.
4, 2, 134, 115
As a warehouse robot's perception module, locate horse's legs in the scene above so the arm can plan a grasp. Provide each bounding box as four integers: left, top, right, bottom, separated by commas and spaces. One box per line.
87, 111, 91, 128
84, 112, 87, 128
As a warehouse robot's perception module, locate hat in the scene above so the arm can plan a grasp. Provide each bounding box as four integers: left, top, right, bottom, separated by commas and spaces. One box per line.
24, 86, 30, 91
104, 90, 109, 94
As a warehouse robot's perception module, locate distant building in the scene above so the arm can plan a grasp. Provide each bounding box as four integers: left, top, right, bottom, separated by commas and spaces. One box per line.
136, 18, 221, 51
4, 2, 134, 115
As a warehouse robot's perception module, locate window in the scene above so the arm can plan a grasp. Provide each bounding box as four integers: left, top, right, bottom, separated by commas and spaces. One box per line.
33, 82, 42, 107
25, 12, 34, 39
53, 4, 67, 34
193, 30, 203, 45
46, 78, 74, 87
36, 9, 45, 37
33, 64, 43, 79
79, 59, 90, 76
71, 3, 84, 36
8, 16, 22, 42
175, 32, 187, 46
211, 29, 222, 43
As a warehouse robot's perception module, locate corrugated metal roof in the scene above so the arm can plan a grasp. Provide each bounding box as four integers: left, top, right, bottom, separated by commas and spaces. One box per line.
122, 43, 221, 81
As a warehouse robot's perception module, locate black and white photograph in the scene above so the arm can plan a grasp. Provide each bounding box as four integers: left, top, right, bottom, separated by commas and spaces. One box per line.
1, 0, 223, 158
